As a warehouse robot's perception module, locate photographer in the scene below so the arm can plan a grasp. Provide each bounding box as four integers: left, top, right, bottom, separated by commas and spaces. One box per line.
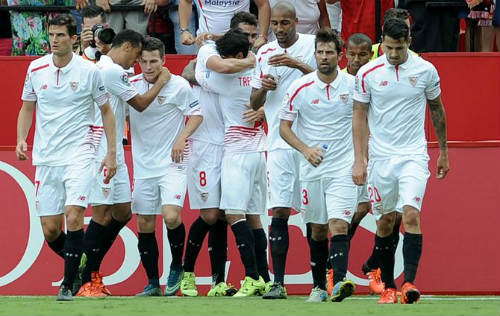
80, 5, 116, 62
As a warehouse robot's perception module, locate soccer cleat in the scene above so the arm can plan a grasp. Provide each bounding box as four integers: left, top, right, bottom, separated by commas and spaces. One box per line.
207, 282, 236, 297
136, 284, 163, 296
262, 283, 287, 299
76, 281, 107, 297
233, 276, 265, 297
330, 279, 355, 302
367, 268, 385, 295
263, 281, 273, 295
378, 288, 398, 304
71, 253, 87, 296
56, 285, 73, 301
401, 282, 420, 304
92, 271, 112, 296
180, 272, 198, 297
165, 265, 183, 296
306, 286, 328, 303
326, 269, 334, 296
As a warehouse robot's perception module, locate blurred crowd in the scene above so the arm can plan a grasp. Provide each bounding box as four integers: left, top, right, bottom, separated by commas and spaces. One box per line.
0, 0, 498, 56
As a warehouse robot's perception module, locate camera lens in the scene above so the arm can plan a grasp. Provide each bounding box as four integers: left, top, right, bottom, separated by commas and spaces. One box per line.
97, 28, 116, 45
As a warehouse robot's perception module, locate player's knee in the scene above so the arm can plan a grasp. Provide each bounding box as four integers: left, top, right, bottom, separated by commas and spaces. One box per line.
377, 212, 396, 236
65, 211, 84, 230
42, 225, 61, 242
200, 211, 218, 226
329, 219, 348, 235
310, 224, 328, 241
137, 215, 156, 233
403, 208, 420, 228
357, 202, 371, 217
272, 207, 291, 219
163, 212, 181, 229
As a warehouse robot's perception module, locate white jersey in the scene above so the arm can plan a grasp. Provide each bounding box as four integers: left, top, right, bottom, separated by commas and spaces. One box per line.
194, 0, 250, 35
129, 74, 201, 179
251, 33, 317, 151
21, 53, 108, 166
191, 42, 225, 145
205, 68, 266, 154
269, 0, 320, 36
280, 70, 355, 181
94, 55, 138, 166
354, 52, 441, 160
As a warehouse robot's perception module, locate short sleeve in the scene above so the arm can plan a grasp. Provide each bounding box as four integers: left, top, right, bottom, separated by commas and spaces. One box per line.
21, 68, 37, 102
278, 85, 300, 121
90, 68, 109, 107
353, 71, 371, 103
425, 66, 441, 100
180, 85, 201, 116
251, 52, 263, 89
100, 66, 138, 102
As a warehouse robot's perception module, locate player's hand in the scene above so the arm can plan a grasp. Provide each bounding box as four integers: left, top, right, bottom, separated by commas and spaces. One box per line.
181, 31, 196, 45
254, 35, 267, 50
268, 53, 299, 68
75, 0, 89, 10
171, 137, 185, 163
245, 51, 256, 67
242, 104, 265, 123
143, 0, 157, 14
302, 147, 323, 168
15, 140, 28, 160
80, 26, 94, 50
261, 74, 277, 91
158, 67, 171, 85
436, 150, 450, 179
100, 152, 117, 183
96, 0, 111, 13
195, 32, 214, 46
352, 160, 367, 185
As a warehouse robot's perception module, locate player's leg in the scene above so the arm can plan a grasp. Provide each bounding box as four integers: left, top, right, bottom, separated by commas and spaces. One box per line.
398, 159, 430, 304
348, 184, 371, 241
207, 213, 230, 294
246, 215, 271, 286
307, 223, 329, 303
162, 204, 185, 296
41, 215, 65, 258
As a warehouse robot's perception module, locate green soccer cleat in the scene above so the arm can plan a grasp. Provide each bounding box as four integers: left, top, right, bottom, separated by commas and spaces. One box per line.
233, 276, 265, 297
330, 279, 356, 302
56, 285, 74, 301
71, 253, 87, 296
180, 272, 198, 297
165, 265, 183, 296
207, 282, 232, 297
262, 283, 287, 299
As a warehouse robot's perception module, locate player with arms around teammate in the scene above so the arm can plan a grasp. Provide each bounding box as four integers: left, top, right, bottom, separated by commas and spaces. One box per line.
77, 30, 172, 297
129, 37, 203, 296
279, 28, 356, 303
15, 14, 117, 301
250, 1, 317, 299
352, 18, 450, 304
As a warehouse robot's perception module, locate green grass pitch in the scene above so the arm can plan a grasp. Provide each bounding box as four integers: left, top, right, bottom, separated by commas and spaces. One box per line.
0, 296, 498, 315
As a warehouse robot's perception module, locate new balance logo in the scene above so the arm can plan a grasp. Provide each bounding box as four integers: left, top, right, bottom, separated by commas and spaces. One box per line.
41, 84, 48, 90
78, 196, 86, 201
380, 81, 388, 87
414, 196, 421, 203
311, 99, 319, 104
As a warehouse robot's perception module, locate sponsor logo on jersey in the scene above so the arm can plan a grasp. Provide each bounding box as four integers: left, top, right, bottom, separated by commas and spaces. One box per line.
70, 82, 79, 91
204, 0, 241, 7
380, 80, 388, 87
409, 76, 418, 87
311, 99, 319, 104
120, 73, 130, 86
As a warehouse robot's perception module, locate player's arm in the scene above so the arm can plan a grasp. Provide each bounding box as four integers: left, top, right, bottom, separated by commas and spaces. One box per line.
172, 114, 203, 163
182, 59, 198, 85
206, 53, 255, 74
98, 102, 117, 181
428, 94, 450, 179
128, 68, 171, 112
280, 119, 323, 168
253, 0, 271, 49
16, 101, 35, 160
318, 0, 331, 28
179, 0, 196, 45
352, 100, 369, 185
243, 104, 265, 123
267, 54, 314, 75
249, 74, 278, 110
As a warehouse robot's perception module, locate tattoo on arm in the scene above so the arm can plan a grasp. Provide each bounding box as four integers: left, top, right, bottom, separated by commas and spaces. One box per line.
428, 97, 448, 150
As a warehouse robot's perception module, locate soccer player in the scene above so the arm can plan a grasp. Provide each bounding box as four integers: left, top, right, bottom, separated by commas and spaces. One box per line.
353, 18, 450, 304
372, 8, 413, 60
279, 28, 356, 303
15, 14, 117, 301
250, 1, 316, 299
129, 37, 203, 296
77, 30, 171, 297
181, 17, 257, 297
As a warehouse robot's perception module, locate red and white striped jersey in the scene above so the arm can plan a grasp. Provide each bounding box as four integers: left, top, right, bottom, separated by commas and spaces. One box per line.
194, 0, 250, 35
130, 74, 201, 179
21, 53, 108, 166
354, 53, 441, 160
205, 68, 266, 154
251, 33, 317, 152
94, 55, 138, 166
279, 70, 355, 181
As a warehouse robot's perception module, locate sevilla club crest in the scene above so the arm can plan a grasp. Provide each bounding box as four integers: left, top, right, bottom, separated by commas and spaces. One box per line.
409, 76, 418, 87
70, 82, 79, 91
340, 94, 349, 104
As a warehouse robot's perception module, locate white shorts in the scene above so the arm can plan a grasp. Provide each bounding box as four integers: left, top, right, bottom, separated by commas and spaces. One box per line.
132, 166, 187, 215
267, 149, 301, 210
34, 159, 95, 216
90, 163, 131, 205
357, 184, 370, 204
220, 152, 266, 215
368, 157, 430, 216
187, 140, 223, 209
300, 175, 358, 225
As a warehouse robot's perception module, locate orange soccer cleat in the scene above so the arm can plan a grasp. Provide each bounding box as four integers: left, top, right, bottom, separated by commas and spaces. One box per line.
377, 288, 398, 304
401, 282, 420, 304
76, 280, 107, 297
367, 268, 385, 295
326, 269, 334, 296
92, 271, 112, 296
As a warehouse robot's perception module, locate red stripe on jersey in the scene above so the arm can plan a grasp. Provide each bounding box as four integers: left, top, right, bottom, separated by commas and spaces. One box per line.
31, 64, 49, 73
130, 78, 143, 83
361, 63, 384, 93
260, 48, 276, 55
289, 80, 315, 110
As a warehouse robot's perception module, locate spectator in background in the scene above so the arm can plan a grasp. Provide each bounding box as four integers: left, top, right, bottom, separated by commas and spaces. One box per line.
96, 0, 151, 35
268, 0, 330, 37
326, 0, 342, 33
0, 3, 12, 56
155, 0, 197, 54
79, 5, 112, 61
466, 0, 499, 51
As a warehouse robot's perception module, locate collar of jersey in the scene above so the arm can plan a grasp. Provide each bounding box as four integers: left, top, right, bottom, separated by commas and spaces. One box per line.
48, 52, 77, 73
384, 50, 413, 70
314, 68, 342, 90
